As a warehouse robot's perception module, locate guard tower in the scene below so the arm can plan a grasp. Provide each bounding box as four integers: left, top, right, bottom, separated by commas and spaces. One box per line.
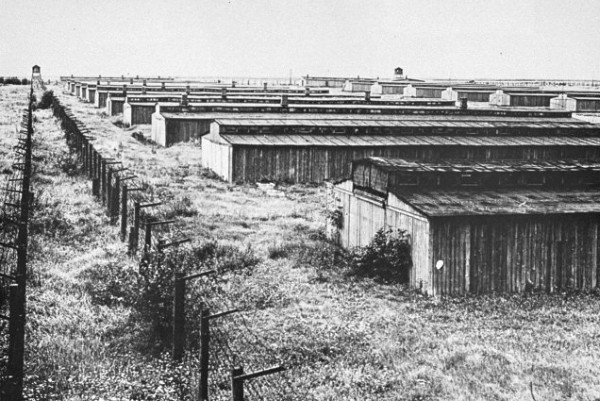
31, 65, 46, 90
393, 67, 405, 80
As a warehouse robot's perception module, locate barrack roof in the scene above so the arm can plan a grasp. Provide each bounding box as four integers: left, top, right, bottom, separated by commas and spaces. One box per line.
212, 116, 593, 130
393, 188, 600, 216
357, 157, 600, 173
216, 134, 600, 147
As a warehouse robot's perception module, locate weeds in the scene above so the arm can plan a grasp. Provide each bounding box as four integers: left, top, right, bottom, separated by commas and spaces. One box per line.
348, 228, 412, 283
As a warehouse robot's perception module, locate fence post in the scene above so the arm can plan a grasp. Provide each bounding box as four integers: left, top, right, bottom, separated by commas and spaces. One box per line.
129, 201, 140, 254
172, 272, 185, 362
143, 223, 152, 261
92, 178, 99, 197
101, 160, 106, 204
231, 367, 244, 401
120, 184, 128, 241
199, 306, 210, 401
106, 168, 113, 215
7, 283, 23, 401
111, 177, 120, 224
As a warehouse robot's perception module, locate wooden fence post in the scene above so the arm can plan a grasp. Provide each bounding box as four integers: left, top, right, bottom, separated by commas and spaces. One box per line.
230, 365, 285, 401
101, 160, 106, 204
128, 201, 140, 253
199, 306, 210, 401
106, 168, 113, 215
111, 177, 120, 224
231, 367, 244, 401
172, 272, 186, 362
92, 178, 99, 197
7, 283, 23, 401
120, 184, 128, 240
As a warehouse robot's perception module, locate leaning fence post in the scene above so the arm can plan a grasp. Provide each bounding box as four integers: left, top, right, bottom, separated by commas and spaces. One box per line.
173, 272, 186, 361
231, 367, 244, 401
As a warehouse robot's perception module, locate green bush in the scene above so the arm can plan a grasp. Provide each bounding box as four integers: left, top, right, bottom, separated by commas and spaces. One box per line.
348, 228, 412, 283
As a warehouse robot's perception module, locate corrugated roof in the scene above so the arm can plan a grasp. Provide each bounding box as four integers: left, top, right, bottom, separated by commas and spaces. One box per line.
163, 113, 585, 124
360, 157, 600, 173
393, 188, 600, 216
217, 134, 600, 147
213, 117, 593, 130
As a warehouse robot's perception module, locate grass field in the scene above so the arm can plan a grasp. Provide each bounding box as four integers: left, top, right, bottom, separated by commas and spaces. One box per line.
2, 84, 600, 400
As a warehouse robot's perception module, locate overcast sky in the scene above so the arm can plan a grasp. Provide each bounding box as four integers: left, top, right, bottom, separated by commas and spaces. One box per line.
1, 0, 600, 80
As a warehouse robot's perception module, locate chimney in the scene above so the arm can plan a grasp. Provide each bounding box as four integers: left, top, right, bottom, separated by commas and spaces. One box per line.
221, 87, 227, 100
364, 91, 371, 102
121, 75, 124, 79
136, 75, 139, 79
460, 97, 468, 110
305, 87, 310, 97
96, 80, 100, 85
281, 94, 288, 108
130, 78, 134, 84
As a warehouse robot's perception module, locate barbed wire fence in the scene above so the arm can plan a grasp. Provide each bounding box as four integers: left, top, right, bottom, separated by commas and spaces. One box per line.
0, 85, 35, 401
52, 90, 302, 400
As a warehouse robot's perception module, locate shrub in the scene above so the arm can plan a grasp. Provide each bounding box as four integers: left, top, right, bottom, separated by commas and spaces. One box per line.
348, 228, 412, 283
81, 241, 261, 352
37, 90, 54, 109
21, 78, 29, 85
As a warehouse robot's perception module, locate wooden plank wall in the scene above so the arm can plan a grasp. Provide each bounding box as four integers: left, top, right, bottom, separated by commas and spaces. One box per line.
510, 95, 552, 107
431, 215, 600, 295
230, 145, 600, 183
108, 99, 125, 116
96, 92, 108, 108
387, 196, 431, 291
457, 91, 493, 102
88, 88, 96, 104
165, 119, 210, 147
576, 99, 600, 112
130, 105, 155, 125
417, 88, 444, 98
332, 185, 431, 290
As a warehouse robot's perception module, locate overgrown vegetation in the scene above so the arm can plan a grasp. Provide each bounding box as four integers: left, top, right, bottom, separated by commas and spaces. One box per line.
0, 77, 29, 85
347, 228, 412, 283
14, 86, 600, 401
35, 90, 54, 110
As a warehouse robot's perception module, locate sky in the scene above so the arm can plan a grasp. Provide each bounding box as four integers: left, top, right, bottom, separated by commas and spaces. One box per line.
1, 0, 600, 80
